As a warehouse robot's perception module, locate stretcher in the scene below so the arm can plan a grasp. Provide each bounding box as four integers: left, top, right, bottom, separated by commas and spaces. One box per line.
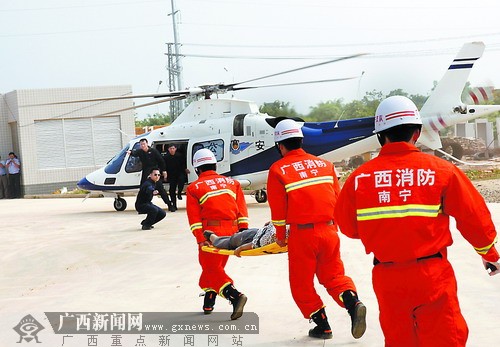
201, 242, 288, 256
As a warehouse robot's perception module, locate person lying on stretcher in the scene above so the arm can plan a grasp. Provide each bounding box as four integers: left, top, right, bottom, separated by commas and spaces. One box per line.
203, 222, 287, 257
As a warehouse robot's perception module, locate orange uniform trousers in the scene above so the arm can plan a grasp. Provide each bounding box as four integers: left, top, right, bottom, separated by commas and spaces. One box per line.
198, 220, 238, 293
373, 254, 468, 347
288, 223, 356, 318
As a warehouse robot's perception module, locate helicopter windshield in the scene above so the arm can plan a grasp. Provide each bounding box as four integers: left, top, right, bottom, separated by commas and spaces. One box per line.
104, 145, 129, 174
103, 142, 144, 174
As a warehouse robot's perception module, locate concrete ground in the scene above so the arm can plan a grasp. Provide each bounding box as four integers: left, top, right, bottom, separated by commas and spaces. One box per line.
1, 196, 499, 346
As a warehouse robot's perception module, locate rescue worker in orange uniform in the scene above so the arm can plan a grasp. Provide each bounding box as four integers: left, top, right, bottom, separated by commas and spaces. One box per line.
186, 148, 249, 320
267, 119, 367, 340
334, 96, 500, 347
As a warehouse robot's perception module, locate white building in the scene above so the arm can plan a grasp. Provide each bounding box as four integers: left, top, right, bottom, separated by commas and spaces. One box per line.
0, 85, 135, 196
455, 118, 499, 149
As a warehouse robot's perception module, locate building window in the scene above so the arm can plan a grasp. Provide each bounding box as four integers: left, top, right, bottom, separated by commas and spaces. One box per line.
35, 116, 122, 169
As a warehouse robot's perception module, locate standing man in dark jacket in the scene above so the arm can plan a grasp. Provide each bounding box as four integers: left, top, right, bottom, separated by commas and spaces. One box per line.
6, 152, 21, 198
163, 144, 189, 212
135, 168, 170, 230
128, 138, 167, 185
0, 155, 9, 199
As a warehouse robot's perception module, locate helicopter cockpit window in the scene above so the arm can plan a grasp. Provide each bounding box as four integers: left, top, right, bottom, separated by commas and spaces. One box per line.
125, 142, 143, 173
104, 145, 128, 174
233, 114, 247, 136
192, 140, 224, 163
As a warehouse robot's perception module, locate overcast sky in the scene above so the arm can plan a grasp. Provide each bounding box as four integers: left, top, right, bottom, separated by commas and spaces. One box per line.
1, 0, 500, 118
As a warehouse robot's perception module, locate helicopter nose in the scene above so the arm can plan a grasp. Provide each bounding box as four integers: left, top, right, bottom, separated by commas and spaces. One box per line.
77, 177, 95, 191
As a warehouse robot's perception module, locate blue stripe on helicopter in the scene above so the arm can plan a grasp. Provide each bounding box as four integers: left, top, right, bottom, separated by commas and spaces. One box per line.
82, 117, 375, 189
226, 117, 375, 176
453, 57, 479, 62
77, 177, 139, 191
449, 63, 474, 70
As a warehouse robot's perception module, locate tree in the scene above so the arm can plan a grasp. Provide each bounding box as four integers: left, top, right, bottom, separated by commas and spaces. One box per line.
343, 99, 374, 119
135, 113, 172, 127
408, 93, 428, 109
386, 88, 408, 98
360, 89, 384, 116
303, 89, 430, 122
307, 99, 344, 121
259, 101, 301, 118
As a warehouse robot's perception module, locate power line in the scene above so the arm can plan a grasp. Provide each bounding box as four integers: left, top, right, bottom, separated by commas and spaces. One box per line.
181, 32, 500, 49
180, 45, 500, 60
0, 24, 167, 38
0, 0, 164, 12
186, 0, 499, 11
2, 12, 498, 47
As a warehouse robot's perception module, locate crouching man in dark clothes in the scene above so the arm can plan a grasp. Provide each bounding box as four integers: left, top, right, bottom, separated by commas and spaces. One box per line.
135, 168, 170, 230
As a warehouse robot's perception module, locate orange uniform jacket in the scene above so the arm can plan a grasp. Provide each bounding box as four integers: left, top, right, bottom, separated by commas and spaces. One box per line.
335, 142, 498, 263
187, 170, 249, 243
267, 148, 356, 318
267, 148, 340, 237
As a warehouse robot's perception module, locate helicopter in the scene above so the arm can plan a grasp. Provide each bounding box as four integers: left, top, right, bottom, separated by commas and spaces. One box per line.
71, 41, 499, 211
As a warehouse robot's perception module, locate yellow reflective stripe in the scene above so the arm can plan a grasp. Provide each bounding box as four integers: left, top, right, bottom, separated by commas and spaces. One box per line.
474, 236, 498, 255
272, 220, 286, 227
199, 189, 237, 205
285, 176, 333, 193
238, 217, 249, 224
357, 204, 441, 221
219, 282, 233, 298
190, 222, 202, 231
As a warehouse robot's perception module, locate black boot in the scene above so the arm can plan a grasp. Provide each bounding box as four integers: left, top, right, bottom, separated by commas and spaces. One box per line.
342, 290, 367, 339
202, 290, 217, 315
222, 284, 247, 320
309, 307, 333, 339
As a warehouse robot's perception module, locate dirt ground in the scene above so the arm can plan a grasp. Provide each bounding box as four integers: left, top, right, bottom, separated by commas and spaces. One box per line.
472, 178, 500, 203
1, 196, 499, 346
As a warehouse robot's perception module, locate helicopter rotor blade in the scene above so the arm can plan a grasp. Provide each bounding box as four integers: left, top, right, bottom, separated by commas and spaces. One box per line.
22, 53, 367, 108
225, 53, 367, 90
90, 95, 185, 117
22, 88, 203, 107
22, 93, 170, 106
230, 76, 361, 91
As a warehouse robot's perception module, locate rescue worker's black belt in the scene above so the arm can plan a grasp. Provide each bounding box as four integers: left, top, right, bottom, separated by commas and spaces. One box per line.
373, 252, 442, 266
296, 220, 334, 229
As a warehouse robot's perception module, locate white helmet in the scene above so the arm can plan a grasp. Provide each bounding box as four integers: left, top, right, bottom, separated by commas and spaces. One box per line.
193, 148, 217, 168
274, 119, 304, 142
374, 96, 422, 133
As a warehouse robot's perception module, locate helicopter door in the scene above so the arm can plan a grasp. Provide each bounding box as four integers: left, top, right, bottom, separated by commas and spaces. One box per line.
187, 135, 231, 182
121, 141, 142, 186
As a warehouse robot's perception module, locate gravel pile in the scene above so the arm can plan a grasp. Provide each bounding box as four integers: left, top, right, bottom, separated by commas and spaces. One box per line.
472, 179, 500, 203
